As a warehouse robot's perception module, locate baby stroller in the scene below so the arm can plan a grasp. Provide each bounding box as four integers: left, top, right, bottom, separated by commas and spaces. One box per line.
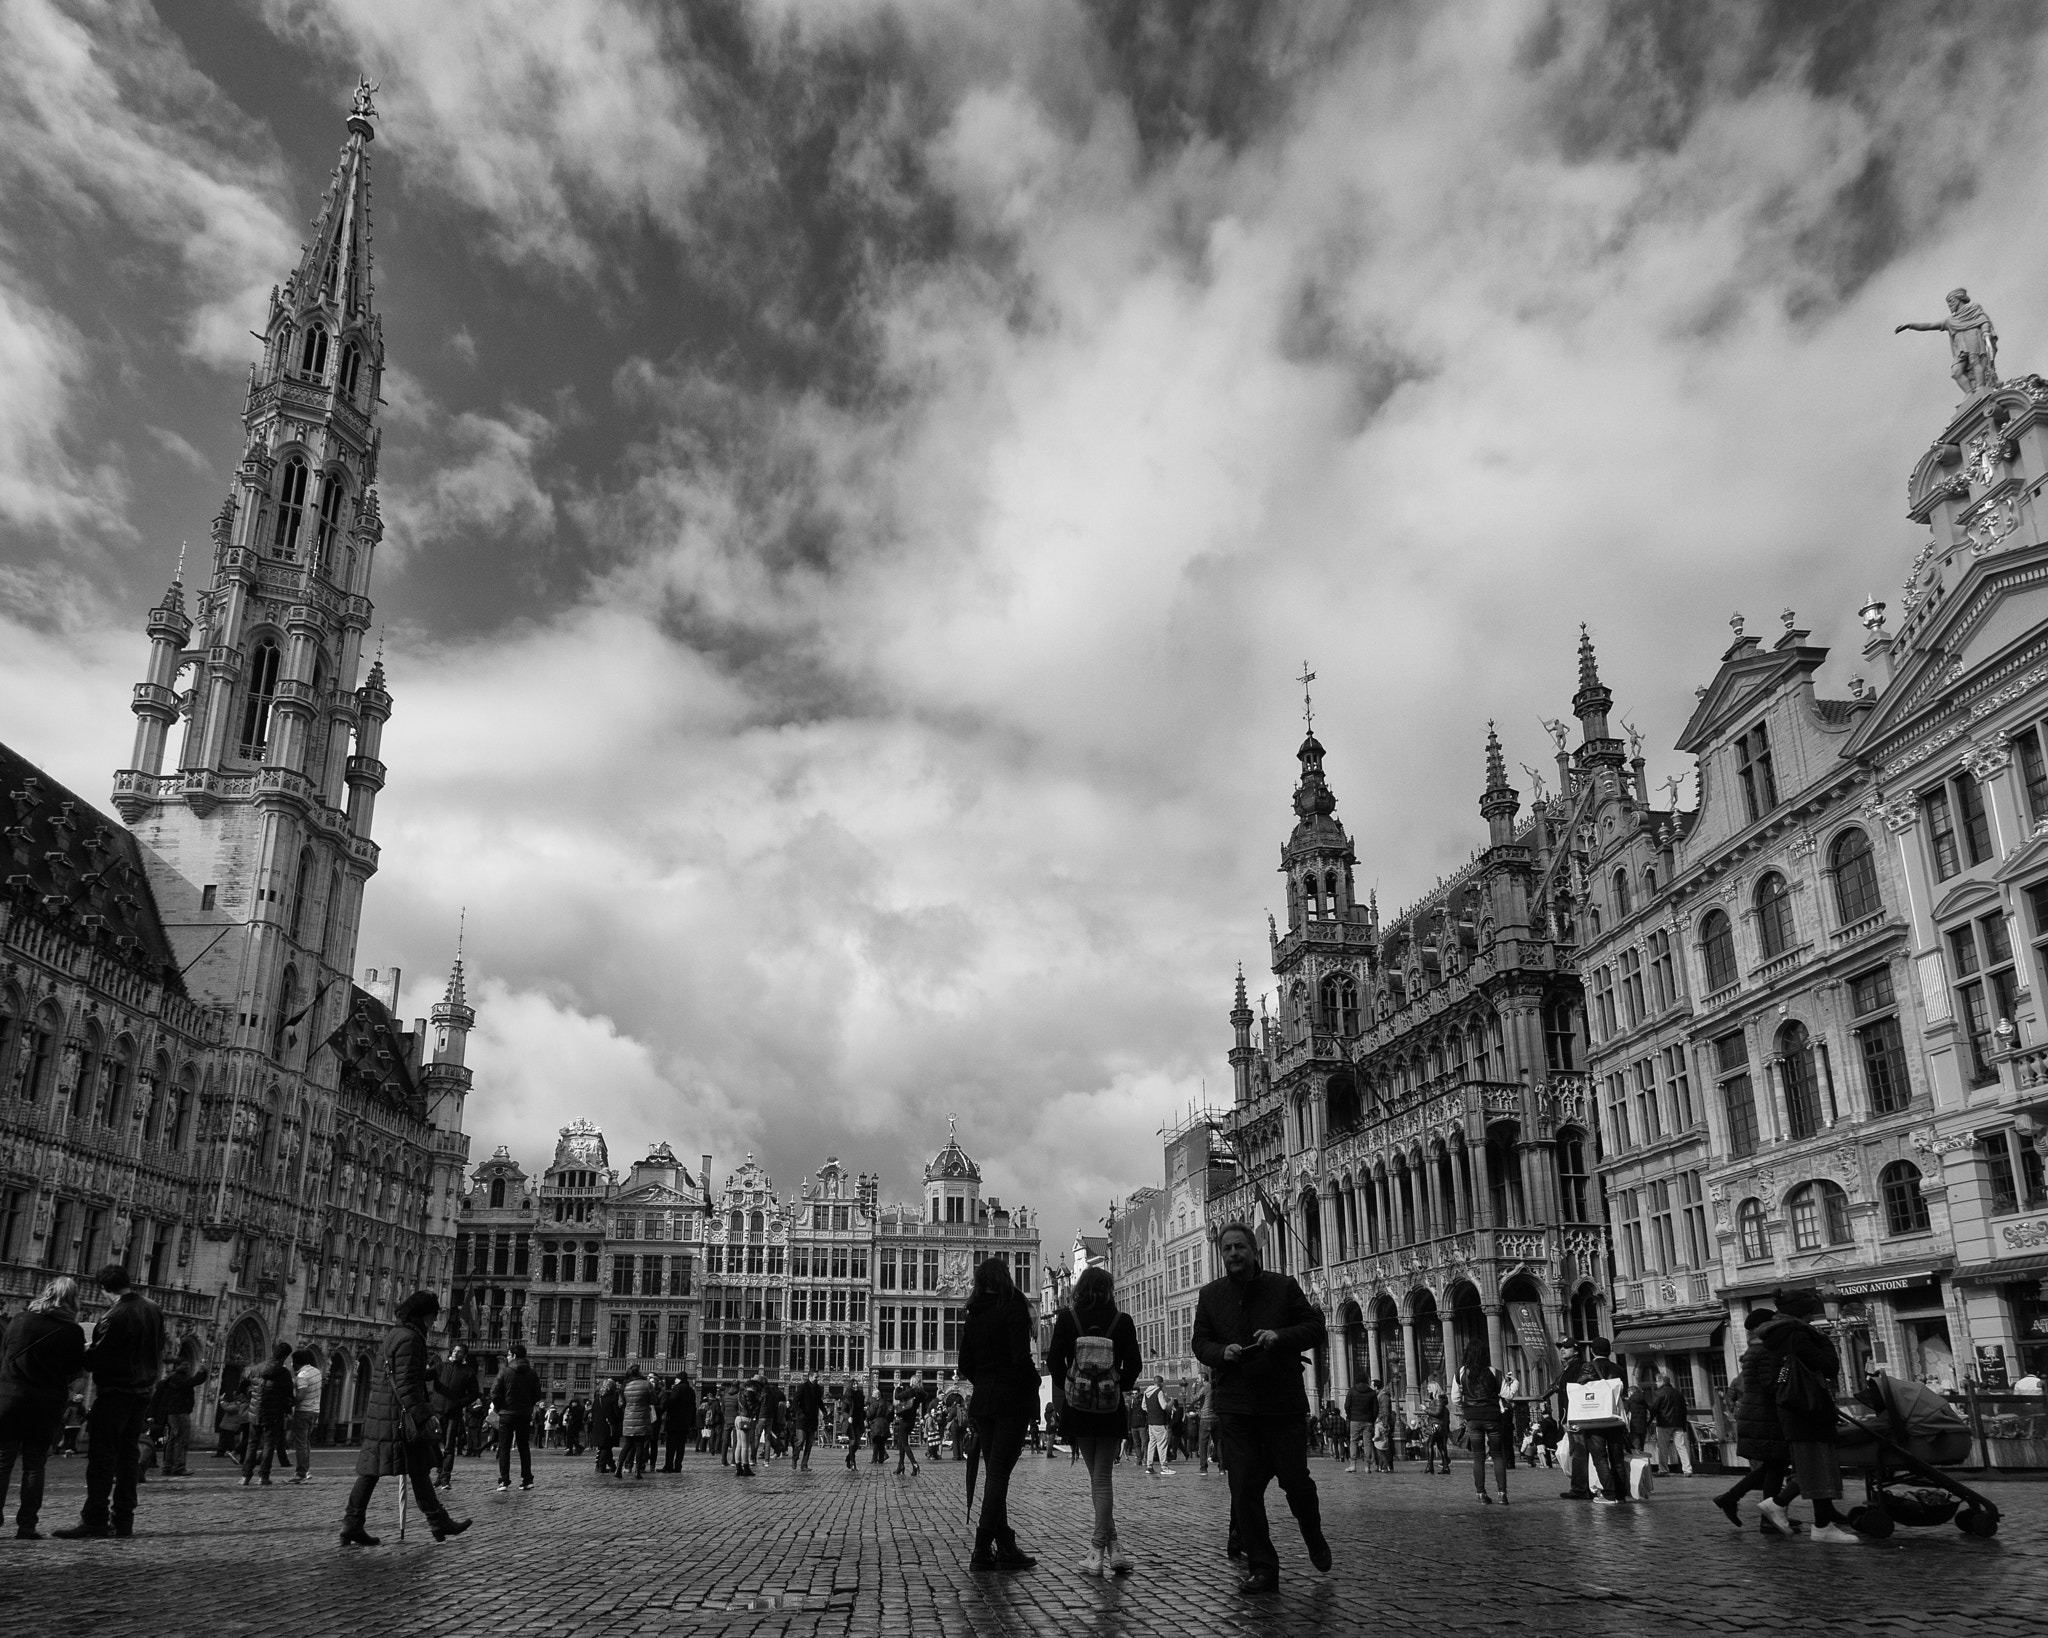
1835, 1373, 2001, 1540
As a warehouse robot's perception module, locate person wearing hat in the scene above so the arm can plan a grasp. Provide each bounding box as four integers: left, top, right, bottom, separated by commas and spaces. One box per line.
340, 1291, 471, 1547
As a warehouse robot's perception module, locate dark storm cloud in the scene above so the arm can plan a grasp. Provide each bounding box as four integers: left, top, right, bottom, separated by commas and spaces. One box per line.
11, 0, 2048, 1260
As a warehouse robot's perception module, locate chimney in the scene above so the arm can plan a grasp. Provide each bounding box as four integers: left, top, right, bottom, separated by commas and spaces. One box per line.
701, 1155, 714, 1207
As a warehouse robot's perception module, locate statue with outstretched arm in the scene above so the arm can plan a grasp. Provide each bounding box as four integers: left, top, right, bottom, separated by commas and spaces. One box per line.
1897, 288, 1998, 395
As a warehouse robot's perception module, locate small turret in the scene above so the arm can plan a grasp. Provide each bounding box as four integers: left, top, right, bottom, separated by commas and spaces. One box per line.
1479, 720, 1519, 846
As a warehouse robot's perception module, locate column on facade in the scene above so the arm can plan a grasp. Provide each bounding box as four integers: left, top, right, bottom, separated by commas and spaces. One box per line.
1449, 1140, 1472, 1233
1484, 1303, 1505, 1371
1438, 1309, 1457, 1386
1400, 1310, 1420, 1412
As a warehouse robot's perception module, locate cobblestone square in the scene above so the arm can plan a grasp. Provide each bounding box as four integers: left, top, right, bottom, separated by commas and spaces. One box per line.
1, 1444, 2039, 1637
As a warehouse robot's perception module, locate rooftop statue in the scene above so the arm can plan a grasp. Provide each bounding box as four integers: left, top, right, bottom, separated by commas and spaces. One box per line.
1896, 288, 1999, 397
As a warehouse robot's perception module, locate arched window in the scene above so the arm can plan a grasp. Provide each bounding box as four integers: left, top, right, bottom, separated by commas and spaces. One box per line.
1303, 875, 1322, 921
1324, 871, 1341, 915
313, 474, 346, 572
1643, 864, 1658, 894
1555, 1129, 1590, 1223
748, 1210, 765, 1238
272, 455, 310, 557
1831, 829, 1882, 924
339, 342, 362, 397
1755, 872, 1796, 959
1737, 1197, 1770, 1261
300, 322, 328, 379
1880, 1161, 1932, 1236
1319, 973, 1360, 1036
1701, 910, 1738, 992
97, 1035, 134, 1129
1789, 1180, 1853, 1251
320, 868, 344, 959
1778, 1021, 1823, 1140
289, 847, 314, 941
239, 640, 282, 756
489, 1177, 506, 1209
1613, 868, 1632, 918
1324, 1071, 1361, 1133
1301, 1188, 1322, 1268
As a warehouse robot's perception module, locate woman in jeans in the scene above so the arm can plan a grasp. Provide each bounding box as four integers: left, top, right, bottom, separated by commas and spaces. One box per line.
956, 1256, 1039, 1572
1046, 1265, 1143, 1576
1456, 1342, 1510, 1504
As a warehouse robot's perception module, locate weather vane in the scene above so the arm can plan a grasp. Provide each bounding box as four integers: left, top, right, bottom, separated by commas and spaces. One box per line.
1297, 662, 1317, 734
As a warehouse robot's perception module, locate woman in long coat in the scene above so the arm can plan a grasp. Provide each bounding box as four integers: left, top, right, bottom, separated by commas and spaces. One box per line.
957, 1256, 1040, 1572
341, 1291, 470, 1547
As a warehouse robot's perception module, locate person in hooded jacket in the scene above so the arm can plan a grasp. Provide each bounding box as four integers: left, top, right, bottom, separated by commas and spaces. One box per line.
0, 1276, 89, 1539
339, 1291, 470, 1547
618, 1365, 655, 1477
1714, 1308, 1801, 1534
240, 1342, 296, 1485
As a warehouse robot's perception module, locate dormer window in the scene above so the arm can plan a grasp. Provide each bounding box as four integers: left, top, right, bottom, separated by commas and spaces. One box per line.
1736, 722, 1777, 822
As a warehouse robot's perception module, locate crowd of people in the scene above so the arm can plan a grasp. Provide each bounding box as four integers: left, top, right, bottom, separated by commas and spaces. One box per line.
0, 1239, 1978, 1575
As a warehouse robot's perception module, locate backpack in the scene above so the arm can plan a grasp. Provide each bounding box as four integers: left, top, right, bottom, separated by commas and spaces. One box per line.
1064, 1322, 1122, 1415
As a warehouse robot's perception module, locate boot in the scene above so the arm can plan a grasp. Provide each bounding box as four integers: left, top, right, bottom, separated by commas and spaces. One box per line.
430, 1515, 472, 1542
994, 1530, 1036, 1571
339, 1525, 381, 1547
969, 1526, 997, 1572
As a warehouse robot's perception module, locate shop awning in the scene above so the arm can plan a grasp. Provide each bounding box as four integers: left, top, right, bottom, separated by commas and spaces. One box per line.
1613, 1315, 1726, 1352
1613, 1310, 1728, 1351
1953, 1252, 2048, 1288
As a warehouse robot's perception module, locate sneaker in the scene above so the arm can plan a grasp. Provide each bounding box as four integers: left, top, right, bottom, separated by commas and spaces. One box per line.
520, 1481, 533, 1491
1106, 1538, 1133, 1575
1159, 1467, 1176, 1477
494, 1481, 510, 1493
1759, 1499, 1797, 1536
1080, 1546, 1103, 1576
1812, 1523, 1862, 1545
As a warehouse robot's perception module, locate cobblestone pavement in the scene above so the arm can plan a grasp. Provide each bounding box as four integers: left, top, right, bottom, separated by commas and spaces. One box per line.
1, 1444, 2040, 1637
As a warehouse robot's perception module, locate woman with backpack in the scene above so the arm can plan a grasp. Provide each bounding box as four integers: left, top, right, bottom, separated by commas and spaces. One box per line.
957, 1256, 1039, 1572
1456, 1342, 1510, 1505
1046, 1265, 1142, 1577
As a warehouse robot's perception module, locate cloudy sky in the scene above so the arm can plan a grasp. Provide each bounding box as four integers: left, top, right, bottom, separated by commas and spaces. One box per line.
3, 0, 2045, 1262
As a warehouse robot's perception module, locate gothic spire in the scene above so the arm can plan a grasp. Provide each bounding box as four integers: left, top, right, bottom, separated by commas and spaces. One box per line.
1572, 622, 1616, 746
292, 77, 379, 322
1480, 719, 1520, 843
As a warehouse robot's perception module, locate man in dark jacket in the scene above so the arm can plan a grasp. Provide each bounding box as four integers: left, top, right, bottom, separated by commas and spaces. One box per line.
1342, 1378, 1377, 1474
240, 1341, 295, 1485
340, 1291, 469, 1546
0, 1276, 90, 1538
789, 1372, 824, 1471
1190, 1222, 1331, 1595
54, 1264, 163, 1541
662, 1372, 697, 1471
152, 1358, 209, 1477
430, 1343, 481, 1488
842, 1380, 867, 1470
492, 1342, 543, 1492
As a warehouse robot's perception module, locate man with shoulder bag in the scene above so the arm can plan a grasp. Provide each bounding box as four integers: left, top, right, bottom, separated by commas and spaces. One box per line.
1561, 1339, 1630, 1504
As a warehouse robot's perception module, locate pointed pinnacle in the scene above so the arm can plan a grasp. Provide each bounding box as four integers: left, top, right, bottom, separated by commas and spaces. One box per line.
1484, 720, 1507, 787
1577, 623, 1601, 693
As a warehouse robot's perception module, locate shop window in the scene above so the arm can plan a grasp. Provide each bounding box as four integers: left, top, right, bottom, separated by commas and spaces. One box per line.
1737, 1198, 1770, 1262
1948, 914, 2019, 1088
1880, 1161, 1932, 1236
